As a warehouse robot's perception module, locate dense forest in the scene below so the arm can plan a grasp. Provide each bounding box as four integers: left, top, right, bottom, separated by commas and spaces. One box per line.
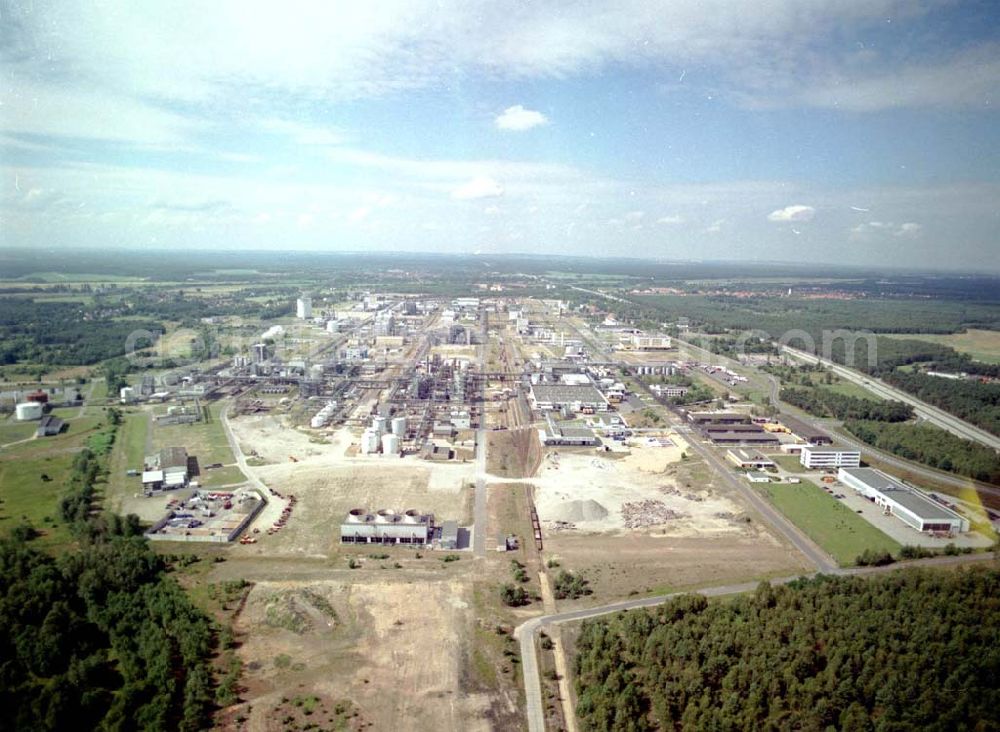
845, 420, 1000, 485
574, 569, 1000, 731
0, 407, 219, 730
882, 371, 1000, 437
0, 299, 163, 366
780, 387, 913, 422
0, 537, 217, 731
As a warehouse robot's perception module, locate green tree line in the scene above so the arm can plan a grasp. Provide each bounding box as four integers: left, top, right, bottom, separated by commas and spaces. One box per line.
845, 419, 1000, 484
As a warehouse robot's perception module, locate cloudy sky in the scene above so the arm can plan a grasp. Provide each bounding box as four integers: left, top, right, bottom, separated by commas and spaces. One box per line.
2, 1, 998, 270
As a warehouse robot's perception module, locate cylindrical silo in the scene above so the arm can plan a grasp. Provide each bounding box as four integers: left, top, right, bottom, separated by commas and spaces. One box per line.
391, 416, 407, 437
381, 433, 400, 456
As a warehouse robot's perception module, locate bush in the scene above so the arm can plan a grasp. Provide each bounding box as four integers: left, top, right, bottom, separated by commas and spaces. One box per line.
500, 583, 530, 607
855, 548, 895, 567
899, 545, 934, 560
553, 569, 592, 600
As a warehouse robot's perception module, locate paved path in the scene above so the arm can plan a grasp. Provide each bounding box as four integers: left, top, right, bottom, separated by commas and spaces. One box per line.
220, 402, 267, 493
473, 428, 487, 557
515, 551, 996, 732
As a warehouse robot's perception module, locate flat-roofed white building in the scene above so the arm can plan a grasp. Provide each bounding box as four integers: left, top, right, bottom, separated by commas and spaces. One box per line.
838, 468, 969, 533
339, 508, 434, 545
727, 448, 775, 470
529, 383, 608, 413
800, 444, 861, 469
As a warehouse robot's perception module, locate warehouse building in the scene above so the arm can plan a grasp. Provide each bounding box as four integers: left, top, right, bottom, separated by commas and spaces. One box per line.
529, 383, 608, 413
726, 448, 775, 470
686, 411, 751, 425
143, 446, 190, 493
539, 416, 600, 447
799, 444, 861, 469
339, 508, 435, 545
779, 414, 833, 445
838, 468, 969, 534
35, 414, 64, 438
707, 430, 779, 446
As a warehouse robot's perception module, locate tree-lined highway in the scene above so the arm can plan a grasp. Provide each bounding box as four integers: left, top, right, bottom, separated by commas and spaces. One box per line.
780, 344, 1000, 450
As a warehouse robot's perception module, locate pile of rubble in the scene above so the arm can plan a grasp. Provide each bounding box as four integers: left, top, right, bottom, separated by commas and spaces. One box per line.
660, 485, 704, 502
621, 500, 687, 529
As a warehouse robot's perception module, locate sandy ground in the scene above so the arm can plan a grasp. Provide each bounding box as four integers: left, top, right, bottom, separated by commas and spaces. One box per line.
545, 532, 805, 604
532, 445, 746, 537
232, 576, 506, 732
232, 461, 472, 558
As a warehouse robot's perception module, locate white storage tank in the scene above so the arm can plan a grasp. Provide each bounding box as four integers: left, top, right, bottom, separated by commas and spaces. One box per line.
360, 429, 380, 454
391, 416, 407, 437
372, 415, 387, 435
120, 386, 136, 403
15, 402, 43, 421
381, 433, 400, 456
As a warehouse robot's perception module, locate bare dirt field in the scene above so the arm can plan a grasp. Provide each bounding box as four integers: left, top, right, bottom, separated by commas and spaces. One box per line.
528, 440, 811, 603
532, 445, 746, 536
544, 532, 808, 605
235, 461, 473, 558
229, 413, 332, 464
228, 573, 520, 732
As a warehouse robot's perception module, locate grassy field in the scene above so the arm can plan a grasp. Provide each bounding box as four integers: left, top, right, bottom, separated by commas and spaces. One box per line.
760, 480, 901, 566
883, 329, 1000, 364
771, 454, 810, 472
0, 411, 106, 549
104, 411, 150, 510
150, 402, 235, 472
0, 419, 39, 445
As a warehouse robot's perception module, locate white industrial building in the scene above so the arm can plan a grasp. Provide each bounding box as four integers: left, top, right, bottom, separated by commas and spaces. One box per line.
340, 508, 434, 545
727, 448, 776, 470
15, 402, 43, 421
627, 334, 673, 350
838, 468, 969, 534
296, 296, 313, 319
142, 446, 189, 493
529, 383, 609, 413
799, 444, 861, 469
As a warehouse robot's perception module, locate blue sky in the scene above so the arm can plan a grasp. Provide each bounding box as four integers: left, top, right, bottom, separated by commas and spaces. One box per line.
2, 1, 998, 270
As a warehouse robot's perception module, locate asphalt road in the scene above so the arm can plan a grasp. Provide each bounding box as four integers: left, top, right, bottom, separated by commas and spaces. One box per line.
780, 345, 1000, 450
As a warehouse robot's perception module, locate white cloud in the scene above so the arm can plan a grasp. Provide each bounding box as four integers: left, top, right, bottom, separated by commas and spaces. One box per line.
495, 105, 549, 131
705, 219, 725, 234
768, 204, 815, 222
656, 214, 684, 224
624, 210, 645, 222
795, 46, 1000, 112
895, 222, 923, 238
451, 176, 504, 200
850, 220, 924, 239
